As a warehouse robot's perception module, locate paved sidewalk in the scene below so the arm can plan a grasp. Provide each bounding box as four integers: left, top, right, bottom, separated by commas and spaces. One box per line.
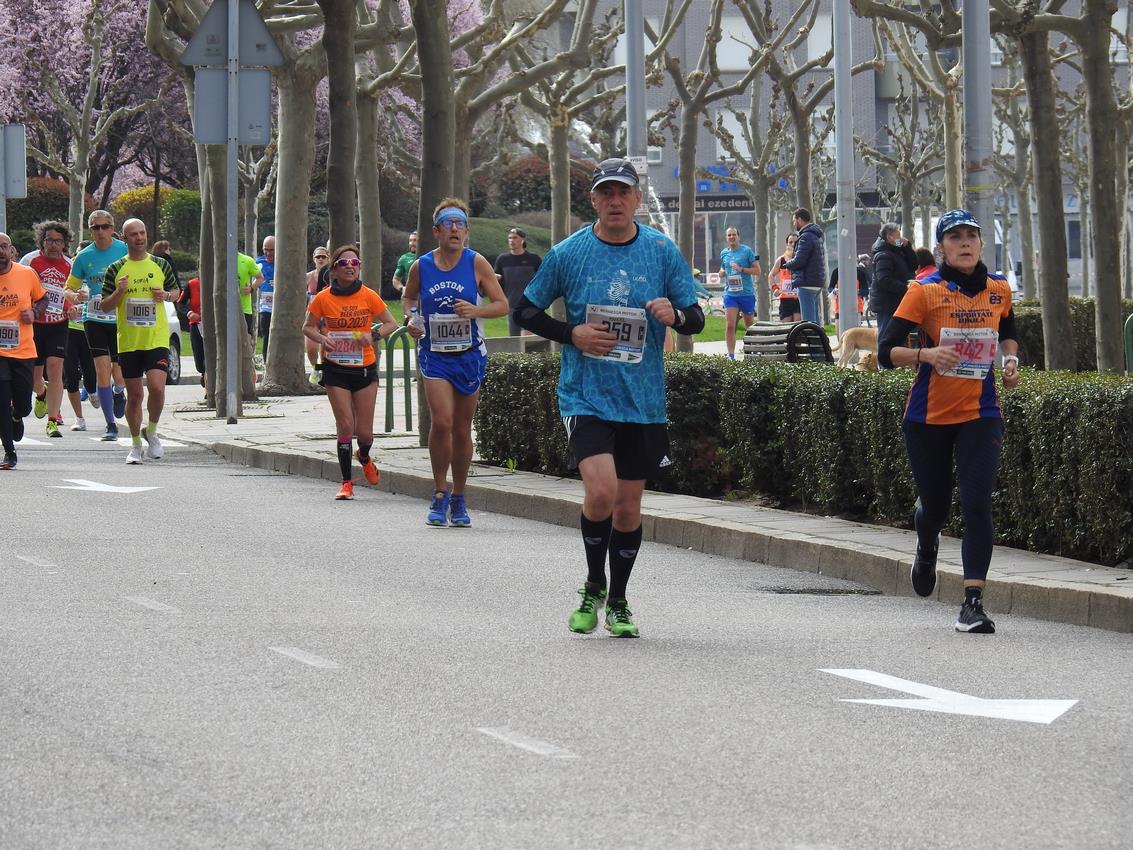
159, 375, 1133, 634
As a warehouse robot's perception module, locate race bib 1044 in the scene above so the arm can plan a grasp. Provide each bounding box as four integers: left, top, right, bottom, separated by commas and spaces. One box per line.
0, 320, 19, 349
126, 298, 157, 327
937, 326, 997, 380
428, 313, 472, 352
585, 304, 648, 364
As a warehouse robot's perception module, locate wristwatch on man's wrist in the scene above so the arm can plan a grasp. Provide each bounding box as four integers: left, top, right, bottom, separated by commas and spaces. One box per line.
673, 309, 686, 328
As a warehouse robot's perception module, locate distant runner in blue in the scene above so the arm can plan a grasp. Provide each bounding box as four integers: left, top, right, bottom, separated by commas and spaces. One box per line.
718, 226, 761, 359
516, 157, 705, 639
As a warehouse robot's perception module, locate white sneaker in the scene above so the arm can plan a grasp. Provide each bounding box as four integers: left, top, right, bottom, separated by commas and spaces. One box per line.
89, 392, 100, 409
142, 428, 164, 460
71, 417, 86, 432
126, 445, 145, 464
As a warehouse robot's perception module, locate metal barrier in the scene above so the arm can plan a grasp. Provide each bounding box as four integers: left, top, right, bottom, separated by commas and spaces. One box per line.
382, 326, 414, 433
1125, 313, 1133, 375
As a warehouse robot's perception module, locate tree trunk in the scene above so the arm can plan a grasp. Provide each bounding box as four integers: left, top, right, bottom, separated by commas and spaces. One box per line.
1080, 193, 1091, 299
452, 101, 474, 203
152, 147, 162, 242
1017, 184, 1036, 300
918, 189, 932, 248
69, 136, 89, 245
791, 106, 812, 209
942, 87, 963, 209
205, 144, 237, 419
319, 0, 359, 248
411, 0, 457, 444
355, 91, 383, 292
242, 149, 258, 255
752, 179, 771, 321
1019, 29, 1073, 368
675, 106, 699, 352
261, 66, 319, 394
1079, 0, 1123, 371
899, 181, 914, 241
1115, 127, 1130, 300
548, 102, 572, 246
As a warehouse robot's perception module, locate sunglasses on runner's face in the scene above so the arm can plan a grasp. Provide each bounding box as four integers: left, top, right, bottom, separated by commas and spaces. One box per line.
334, 258, 361, 267
90, 223, 112, 230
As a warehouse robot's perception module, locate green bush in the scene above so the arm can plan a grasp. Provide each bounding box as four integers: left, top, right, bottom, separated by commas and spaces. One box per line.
112, 186, 175, 238
496, 154, 595, 220
169, 250, 199, 276
476, 354, 1133, 566
6, 177, 93, 233
159, 189, 202, 252
1014, 298, 1133, 371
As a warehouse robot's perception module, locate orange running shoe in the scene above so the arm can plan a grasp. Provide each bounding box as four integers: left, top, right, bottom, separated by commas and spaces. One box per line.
355, 450, 380, 486
335, 481, 355, 500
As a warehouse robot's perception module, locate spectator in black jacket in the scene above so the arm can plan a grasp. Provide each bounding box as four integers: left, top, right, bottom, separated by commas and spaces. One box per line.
867, 223, 917, 339
783, 208, 826, 324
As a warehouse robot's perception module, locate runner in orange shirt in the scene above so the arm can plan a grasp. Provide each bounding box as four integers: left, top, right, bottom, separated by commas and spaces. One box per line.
0, 232, 48, 469
304, 245, 399, 500
769, 233, 801, 323
877, 209, 1020, 634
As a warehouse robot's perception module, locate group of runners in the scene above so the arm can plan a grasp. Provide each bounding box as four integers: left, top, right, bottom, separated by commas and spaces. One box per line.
1, 211, 178, 470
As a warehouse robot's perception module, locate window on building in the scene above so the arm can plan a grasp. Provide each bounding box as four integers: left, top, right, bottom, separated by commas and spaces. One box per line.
1112, 7, 1130, 63
1068, 219, 1081, 260
807, 13, 832, 62
718, 16, 754, 72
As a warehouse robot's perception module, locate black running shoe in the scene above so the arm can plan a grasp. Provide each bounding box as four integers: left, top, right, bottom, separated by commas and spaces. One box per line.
1, 450, 16, 470
11, 416, 24, 443
955, 598, 996, 634
910, 536, 939, 598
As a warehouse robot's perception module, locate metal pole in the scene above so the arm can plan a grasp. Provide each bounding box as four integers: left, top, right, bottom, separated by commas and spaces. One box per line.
833, 0, 858, 336
0, 129, 6, 234
962, 0, 996, 269
225, 0, 240, 423
625, 0, 645, 160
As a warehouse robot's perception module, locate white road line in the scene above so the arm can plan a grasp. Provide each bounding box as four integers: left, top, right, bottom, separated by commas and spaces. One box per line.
268, 646, 340, 669
86, 437, 187, 447
15, 437, 47, 445
16, 555, 58, 568
475, 726, 578, 759
124, 595, 181, 613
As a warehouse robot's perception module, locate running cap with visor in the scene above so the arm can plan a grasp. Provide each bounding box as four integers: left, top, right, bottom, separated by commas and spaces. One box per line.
591, 157, 640, 191
434, 207, 469, 227
935, 208, 981, 244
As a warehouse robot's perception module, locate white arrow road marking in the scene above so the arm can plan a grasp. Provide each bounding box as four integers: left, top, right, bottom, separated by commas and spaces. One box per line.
16, 555, 58, 568
268, 646, 340, 669
476, 727, 578, 759
51, 479, 160, 494
124, 596, 180, 613
821, 669, 1078, 725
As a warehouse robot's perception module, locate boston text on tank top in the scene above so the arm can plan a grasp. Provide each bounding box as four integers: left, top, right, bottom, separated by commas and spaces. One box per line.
418, 248, 483, 354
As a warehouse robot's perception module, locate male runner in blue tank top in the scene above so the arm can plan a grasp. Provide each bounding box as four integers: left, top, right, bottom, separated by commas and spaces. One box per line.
402, 198, 509, 527
515, 157, 705, 638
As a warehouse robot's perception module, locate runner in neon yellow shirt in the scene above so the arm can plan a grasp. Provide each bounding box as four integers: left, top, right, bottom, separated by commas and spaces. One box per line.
99, 218, 180, 465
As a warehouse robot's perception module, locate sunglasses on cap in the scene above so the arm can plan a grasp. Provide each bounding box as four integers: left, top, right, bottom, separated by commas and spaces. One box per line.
334, 257, 361, 267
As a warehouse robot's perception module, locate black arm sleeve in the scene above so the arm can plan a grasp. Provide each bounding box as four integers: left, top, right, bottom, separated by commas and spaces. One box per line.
672, 303, 705, 336
877, 315, 918, 369
513, 295, 576, 346
32, 293, 50, 319
999, 309, 1018, 343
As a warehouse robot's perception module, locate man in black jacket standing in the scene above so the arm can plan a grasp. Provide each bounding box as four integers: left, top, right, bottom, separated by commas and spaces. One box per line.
868, 223, 917, 339
783, 208, 827, 325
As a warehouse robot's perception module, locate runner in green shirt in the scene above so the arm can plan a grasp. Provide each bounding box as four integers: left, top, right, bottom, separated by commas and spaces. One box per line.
391, 232, 417, 294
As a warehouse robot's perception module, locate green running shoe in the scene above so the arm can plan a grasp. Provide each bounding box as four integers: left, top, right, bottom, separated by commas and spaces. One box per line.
604, 599, 640, 638
46, 418, 61, 438
568, 583, 607, 634
33, 392, 47, 419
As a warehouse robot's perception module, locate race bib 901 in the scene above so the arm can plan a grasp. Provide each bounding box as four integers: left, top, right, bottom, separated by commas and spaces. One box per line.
937, 327, 997, 380
0, 320, 19, 349
585, 304, 648, 364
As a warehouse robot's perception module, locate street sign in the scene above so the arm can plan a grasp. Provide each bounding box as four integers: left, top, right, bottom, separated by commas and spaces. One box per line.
180, 0, 283, 67
193, 68, 273, 145
627, 155, 649, 177
822, 669, 1078, 725
3, 124, 27, 199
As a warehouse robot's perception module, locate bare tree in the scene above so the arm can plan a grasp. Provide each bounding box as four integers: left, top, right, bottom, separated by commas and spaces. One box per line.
316, 0, 359, 248
991, 43, 1037, 299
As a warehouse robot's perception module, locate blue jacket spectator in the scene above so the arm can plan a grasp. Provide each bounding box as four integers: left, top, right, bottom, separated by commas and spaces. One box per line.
783, 208, 826, 323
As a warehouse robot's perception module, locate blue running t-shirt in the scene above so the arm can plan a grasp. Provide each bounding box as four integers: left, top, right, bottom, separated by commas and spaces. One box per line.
417, 248, 485, 355
523, 223, 697, 424
67, 239, 128, 325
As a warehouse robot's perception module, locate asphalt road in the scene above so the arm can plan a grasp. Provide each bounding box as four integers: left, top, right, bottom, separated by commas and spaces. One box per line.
2, 439, 1131, 849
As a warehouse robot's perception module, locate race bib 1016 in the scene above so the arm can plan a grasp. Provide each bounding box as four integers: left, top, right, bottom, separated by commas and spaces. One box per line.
126, 298, 157, 327
585, 304, 648, 364
428, 313, 473, 352
937, 326, 997, 380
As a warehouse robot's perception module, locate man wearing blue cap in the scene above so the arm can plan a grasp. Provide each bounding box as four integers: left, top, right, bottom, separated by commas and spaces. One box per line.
877, 209, 1020, 635
514, 157, 705, 638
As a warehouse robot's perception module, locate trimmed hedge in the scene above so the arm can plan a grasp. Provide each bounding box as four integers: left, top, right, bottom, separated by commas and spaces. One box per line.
475, 353, 1133, 567
1014, 298, 1133, 371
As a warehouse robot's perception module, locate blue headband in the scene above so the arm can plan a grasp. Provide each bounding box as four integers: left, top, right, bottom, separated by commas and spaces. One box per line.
434, 207, 468, 226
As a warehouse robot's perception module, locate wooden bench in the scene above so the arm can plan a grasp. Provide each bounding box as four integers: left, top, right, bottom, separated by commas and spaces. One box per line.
742, 321, 834, 363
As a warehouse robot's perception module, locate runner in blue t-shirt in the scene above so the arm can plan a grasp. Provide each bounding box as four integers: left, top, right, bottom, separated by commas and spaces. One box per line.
718, 226, 761, 359
515, 157, 705, 638
66, 211, 129, 440
257, 235, 276, 360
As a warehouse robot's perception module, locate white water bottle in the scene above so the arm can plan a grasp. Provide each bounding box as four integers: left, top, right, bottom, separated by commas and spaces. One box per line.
409, 307, 425, 332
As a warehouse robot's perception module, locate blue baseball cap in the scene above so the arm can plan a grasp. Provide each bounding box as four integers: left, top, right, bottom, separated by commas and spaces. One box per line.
591, 157, 639, 190
935, 209, 981, 243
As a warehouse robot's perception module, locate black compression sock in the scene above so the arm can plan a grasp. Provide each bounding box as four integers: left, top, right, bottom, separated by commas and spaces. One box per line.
357, 439, 373, 462
964, 585, 983, 603
337, 440, 353, 482
608, 525, 643, 601
580, 513, 612, 589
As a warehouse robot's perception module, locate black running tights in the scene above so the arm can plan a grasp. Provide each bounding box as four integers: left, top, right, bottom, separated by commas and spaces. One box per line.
902, 417, 1004, 582
0, 369, 34, 452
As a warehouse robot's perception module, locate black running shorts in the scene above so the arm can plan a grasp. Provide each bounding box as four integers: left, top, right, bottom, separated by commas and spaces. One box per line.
119, 347, 170, 379
563, 415, 671, 482
33, 321, 68, 365
85, 321, 119, 361
320, 362, 378, 392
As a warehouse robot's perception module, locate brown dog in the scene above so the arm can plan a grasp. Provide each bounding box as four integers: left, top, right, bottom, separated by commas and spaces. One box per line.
832, 326, 878, 368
